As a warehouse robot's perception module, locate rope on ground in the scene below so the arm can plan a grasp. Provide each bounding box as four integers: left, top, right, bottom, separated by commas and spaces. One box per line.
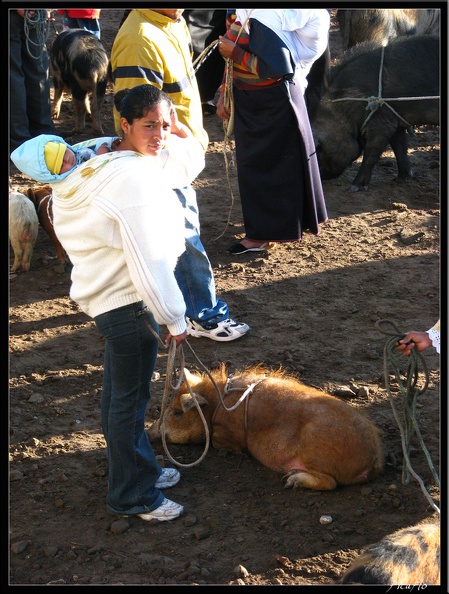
375, 319, 440, 514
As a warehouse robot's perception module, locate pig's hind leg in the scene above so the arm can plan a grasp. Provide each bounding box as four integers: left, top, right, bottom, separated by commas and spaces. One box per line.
389, 127, 412, 181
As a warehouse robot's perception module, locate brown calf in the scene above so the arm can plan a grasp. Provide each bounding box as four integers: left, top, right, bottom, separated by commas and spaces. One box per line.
148, 364, 384, 491
26, 185, 67, 272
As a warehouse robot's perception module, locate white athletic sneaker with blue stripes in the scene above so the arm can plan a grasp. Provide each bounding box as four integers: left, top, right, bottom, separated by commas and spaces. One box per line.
137, 498, 184, 522
155, 467, 181, 489
186, 317, 250, 342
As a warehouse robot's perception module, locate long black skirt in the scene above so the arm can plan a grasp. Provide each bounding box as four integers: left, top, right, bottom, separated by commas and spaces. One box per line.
233, 77, 328, 242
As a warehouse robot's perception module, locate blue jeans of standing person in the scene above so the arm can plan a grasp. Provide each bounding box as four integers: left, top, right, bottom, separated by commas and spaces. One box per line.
62, 15, 101, 39
94, 301, 164, 516
174, 185, 229, 326
9, 9, 54, 152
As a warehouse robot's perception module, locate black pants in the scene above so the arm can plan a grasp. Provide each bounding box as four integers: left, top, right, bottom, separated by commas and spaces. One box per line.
184, 9, 227, 103
9, 10, 54, 152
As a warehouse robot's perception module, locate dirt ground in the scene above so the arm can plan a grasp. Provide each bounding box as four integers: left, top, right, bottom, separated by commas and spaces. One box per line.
9, 10, 442, 587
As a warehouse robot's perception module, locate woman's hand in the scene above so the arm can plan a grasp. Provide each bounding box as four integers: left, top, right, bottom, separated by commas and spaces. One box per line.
170, 109, 189, 138
216, 94, 229, 120
397, 331, 432, 356
165, 330, 188, 347
217, 35, 236, 59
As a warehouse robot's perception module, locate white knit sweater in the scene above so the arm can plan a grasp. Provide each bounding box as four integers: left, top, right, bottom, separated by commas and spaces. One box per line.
51, 148, 195, 336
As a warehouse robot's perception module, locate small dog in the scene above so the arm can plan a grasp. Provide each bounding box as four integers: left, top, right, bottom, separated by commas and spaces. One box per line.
9, 190, 39, 272
49, 28, 109, 133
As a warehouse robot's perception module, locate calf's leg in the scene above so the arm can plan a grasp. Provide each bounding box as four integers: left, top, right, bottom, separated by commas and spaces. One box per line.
285, 470, 337, 491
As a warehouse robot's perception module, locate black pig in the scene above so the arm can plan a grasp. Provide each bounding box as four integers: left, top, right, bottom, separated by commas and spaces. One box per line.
49, 29, 109, 134
311, 35, 439, 192
337, 9, 440, 50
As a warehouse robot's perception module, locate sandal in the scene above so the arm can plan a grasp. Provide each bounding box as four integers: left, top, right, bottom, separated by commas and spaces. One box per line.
202, 101, 217, 116
228, 242, 269, 255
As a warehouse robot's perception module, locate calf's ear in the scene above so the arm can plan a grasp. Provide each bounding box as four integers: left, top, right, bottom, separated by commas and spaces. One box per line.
180, 392, 208, 413
183, 367, 202, 389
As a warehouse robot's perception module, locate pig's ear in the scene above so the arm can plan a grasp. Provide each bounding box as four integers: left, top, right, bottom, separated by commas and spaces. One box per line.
179, 392, 208, 412
183, 368, 202, 388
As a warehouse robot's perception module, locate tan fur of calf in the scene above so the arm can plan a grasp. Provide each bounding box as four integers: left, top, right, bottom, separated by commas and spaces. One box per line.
339, 521, 440, 585
9, 191, 39, 272
26, 185, 67, 271
148, 364, 384, 491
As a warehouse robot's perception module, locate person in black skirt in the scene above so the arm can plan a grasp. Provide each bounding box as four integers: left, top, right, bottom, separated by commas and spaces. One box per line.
217, 9, 330, 255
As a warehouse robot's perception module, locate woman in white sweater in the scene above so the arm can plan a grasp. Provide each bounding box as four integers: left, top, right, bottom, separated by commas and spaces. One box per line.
11, 85, 205, 522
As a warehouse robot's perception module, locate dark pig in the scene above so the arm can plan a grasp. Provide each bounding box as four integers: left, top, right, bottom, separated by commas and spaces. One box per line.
339, 521, 440, 585
311, 35, 439, 192
49, 29, 109, 133
337, 9, 440, 50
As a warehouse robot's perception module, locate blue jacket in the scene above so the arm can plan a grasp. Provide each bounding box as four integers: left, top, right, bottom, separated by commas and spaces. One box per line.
10, 134, 116, 184
11, 134, 79, 183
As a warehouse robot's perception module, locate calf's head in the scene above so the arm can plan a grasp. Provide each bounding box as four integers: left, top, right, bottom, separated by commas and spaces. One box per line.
148, 368, 213, 444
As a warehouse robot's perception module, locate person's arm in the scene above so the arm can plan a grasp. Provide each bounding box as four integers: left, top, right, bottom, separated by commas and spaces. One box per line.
397, 320, 440, 355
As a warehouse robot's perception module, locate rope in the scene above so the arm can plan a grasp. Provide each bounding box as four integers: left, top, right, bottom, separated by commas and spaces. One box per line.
143, 322, 211, 468
213, 11, 253, 241
327, 44, 439, 134
23, 9, 50, 61
213, 63, 237, 242
144, 320, 266, 467
36, 193, 54, 229
221, 10, 252, 138
159, 338, 212, 468
192, 39, 219, 73
375, 319, 440, 514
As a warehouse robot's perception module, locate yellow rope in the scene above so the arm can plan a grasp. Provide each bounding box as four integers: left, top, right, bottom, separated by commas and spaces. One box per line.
192, 39, 219, 73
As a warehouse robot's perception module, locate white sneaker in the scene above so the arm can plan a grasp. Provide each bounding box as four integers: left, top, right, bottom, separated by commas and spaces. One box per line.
155, 467, 181, 489
137, 498, 184, 522
186, 317, 250, 342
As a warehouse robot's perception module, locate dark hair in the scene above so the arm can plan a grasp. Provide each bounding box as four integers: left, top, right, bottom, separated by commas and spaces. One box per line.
113, 84, 173, 123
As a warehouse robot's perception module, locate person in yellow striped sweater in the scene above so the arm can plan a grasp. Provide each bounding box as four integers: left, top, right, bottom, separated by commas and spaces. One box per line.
111, 9, 250, 342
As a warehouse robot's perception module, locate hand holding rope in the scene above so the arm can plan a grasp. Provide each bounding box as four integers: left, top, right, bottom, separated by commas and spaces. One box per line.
376, 319, 439, 514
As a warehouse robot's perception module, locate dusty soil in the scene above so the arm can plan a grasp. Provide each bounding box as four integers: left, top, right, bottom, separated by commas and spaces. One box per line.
9, 10, 442, 587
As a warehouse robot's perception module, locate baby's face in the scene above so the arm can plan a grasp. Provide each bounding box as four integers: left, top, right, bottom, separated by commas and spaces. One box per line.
60, 147, 76, 174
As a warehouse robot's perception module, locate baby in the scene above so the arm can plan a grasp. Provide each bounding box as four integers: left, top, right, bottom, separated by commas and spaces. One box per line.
11, 134, 121, 183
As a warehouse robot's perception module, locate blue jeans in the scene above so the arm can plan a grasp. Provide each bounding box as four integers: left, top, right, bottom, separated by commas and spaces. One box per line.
62, 16, 101, 39
174, 185, 229, 326
94, 301, 164, 515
